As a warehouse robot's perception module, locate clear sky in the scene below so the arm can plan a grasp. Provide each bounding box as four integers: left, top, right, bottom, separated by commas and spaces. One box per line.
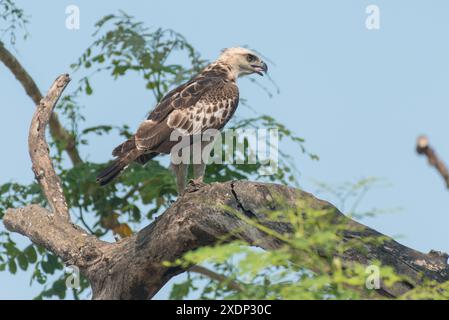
1, 0, 449, 299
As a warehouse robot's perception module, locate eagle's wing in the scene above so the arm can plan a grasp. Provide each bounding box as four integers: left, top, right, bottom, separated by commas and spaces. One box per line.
98, 76, 239, 186
134, 77, 239, 153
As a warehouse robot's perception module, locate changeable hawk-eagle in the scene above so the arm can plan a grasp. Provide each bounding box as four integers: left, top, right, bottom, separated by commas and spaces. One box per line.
97, 47, 267, 194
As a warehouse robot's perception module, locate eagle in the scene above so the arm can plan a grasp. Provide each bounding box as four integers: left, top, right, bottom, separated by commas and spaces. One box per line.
96, 47, 268, 194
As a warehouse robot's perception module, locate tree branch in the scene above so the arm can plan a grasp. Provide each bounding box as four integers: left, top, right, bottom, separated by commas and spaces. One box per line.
5, 180, 449, 299
189, 265, 243, 292
416, 135, 449, 189
28, 74, 71, 218
3, 204, 109, 268
3, 74, 449, 300
2, 74, 110, 273
0, 41, 82, 165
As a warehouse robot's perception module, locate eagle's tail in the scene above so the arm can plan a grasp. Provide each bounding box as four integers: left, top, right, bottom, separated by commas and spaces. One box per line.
97, 137, 160, 186
96, 158, 129, 186
97, 139, 142, 186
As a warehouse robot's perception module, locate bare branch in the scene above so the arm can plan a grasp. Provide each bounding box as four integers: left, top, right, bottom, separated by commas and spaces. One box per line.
416, 135, 449, 189
3, 205, 109, 268
28, 74, 71, 218
1, 74, 110, 265
0, 41, 82, 165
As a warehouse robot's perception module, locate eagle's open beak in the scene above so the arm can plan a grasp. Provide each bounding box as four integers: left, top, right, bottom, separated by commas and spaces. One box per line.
252, 61, 268, 76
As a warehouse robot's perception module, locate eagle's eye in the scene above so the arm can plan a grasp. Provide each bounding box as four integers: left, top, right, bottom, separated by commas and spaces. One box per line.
246, 54, 257, 63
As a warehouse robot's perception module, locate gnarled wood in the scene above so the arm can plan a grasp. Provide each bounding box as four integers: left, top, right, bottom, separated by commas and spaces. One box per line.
28, 74, 71, 218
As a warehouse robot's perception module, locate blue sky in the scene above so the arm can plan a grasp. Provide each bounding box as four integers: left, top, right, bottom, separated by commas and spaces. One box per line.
1, 0, 449, 299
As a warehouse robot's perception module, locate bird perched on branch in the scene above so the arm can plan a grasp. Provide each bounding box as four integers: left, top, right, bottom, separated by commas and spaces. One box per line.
97, 47, 268, 194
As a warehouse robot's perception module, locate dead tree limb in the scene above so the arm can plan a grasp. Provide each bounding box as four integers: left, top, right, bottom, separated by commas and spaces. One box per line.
416, 135, 449, 189
28, 74, 71, 218
3, 75, 449, 299
0, 41, 82, 165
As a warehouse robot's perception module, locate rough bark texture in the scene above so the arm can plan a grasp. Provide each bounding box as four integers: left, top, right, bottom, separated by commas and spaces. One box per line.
28, 75, 71, 218
3, 74, 449, 300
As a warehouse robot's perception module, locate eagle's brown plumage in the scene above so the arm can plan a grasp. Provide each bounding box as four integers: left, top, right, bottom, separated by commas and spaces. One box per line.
97, 47, 267, 192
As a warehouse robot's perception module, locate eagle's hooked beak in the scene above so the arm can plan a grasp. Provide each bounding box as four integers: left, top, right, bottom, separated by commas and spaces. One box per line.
252, 61, 268, 76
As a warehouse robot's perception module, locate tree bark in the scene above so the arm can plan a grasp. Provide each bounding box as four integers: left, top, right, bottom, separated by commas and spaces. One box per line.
3, 74, 449, 300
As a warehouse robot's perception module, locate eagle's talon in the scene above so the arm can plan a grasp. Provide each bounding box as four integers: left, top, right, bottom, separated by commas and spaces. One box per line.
185, 178, 207, 192
189, 178, 207, 186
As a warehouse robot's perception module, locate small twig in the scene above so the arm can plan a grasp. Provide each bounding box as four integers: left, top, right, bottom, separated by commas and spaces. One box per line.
189, 265, 243, 292
349, 185, 369, 215
416, 135, 449, 189
78, 207, 95, 235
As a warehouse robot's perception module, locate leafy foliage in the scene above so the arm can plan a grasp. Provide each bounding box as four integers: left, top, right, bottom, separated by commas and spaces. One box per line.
400, 280, 449, 300
71, 11, 206, 102
0, 0, 28, 45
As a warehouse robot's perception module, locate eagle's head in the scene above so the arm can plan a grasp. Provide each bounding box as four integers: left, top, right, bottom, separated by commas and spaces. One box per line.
218, 47, 268, 77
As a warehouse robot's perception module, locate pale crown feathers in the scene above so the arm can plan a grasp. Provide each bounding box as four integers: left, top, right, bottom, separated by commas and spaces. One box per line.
216, 47, 268, 79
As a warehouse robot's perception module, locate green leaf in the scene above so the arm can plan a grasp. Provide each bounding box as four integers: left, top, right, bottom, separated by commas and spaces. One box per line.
169, 278, 195, 300
8, 259, 17, 274
17, 253, 29, 271
85, 79, 93, 95
24, 245, 37, 263
41, 254, 61, 274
